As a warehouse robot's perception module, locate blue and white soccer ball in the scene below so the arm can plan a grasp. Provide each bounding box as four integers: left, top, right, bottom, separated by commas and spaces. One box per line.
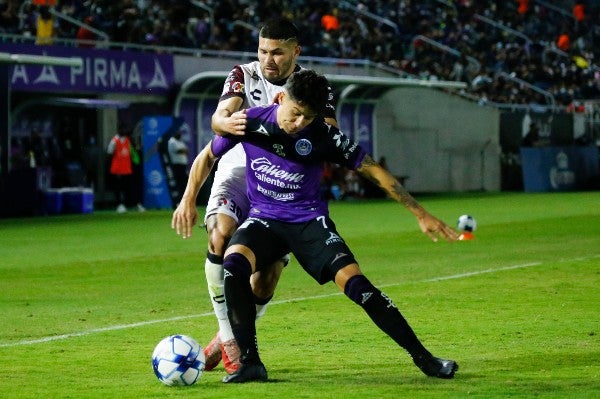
152, 334, 205, 386
457, 214, 477, 232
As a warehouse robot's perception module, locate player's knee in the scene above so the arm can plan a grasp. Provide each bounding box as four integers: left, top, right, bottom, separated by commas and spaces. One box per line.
208, 229, 232, 255
217, 220, 237, 240
223, 253, 252, 279
206, 217, 237, 255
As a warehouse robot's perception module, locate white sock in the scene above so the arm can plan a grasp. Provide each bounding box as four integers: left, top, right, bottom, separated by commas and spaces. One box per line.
205, 258, 235, 342
255, 302, 269, 320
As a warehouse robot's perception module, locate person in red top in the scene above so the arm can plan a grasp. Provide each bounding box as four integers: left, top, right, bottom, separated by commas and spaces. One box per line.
557, 32, 570, 51
321, 9, 339, 32
573, 1, 585, 23
516, 0, 530, 15
573, 1, 586, 31
77, 16, 97, 48
107, 126, 135, 213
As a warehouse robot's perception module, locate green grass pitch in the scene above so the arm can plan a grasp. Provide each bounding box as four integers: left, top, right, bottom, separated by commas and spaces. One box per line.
0, 192, 598, 398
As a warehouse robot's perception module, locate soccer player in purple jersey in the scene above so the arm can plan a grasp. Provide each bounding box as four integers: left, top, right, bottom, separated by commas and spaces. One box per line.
172, 69, 459, 383
184, 18, 339, 374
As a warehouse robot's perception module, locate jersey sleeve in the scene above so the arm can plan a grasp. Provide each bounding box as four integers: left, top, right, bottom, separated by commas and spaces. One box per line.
325, 124, 367, 170
219, 65, 246, 102
210, 135, 239, 158
323, 79, 337, 120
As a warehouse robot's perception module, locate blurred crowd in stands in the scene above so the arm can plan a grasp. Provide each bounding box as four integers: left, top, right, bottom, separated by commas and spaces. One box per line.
2, 0, 599, 201
1, 0, 599, 108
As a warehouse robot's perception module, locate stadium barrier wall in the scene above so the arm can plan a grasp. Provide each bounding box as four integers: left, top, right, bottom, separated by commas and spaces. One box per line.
376, 88, 501, 192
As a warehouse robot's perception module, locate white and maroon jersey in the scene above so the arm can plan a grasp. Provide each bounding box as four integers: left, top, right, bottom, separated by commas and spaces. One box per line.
214, 61, 336, 180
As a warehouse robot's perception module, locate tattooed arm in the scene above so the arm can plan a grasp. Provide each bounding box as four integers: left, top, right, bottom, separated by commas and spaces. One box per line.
356, 155, 458, 242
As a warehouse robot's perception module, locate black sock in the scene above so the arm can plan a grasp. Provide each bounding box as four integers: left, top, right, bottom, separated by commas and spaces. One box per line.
206, 251, 223, 264
344, 275, 431, 361
223, 253, 260, 363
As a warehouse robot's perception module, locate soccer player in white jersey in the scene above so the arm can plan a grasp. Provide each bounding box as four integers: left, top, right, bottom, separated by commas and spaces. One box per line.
173, 18, 338, 373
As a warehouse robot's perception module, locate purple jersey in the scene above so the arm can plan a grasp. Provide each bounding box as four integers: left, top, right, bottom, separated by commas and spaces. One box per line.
211, 104, 367, 222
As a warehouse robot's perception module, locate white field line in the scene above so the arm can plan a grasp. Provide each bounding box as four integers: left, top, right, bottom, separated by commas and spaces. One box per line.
1, 254, 598, 348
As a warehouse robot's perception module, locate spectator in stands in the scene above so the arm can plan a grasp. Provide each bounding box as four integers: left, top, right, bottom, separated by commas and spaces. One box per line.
573, 1, 585, 30
3, 0, 600, 106
35, 5, 56, 45
557, 31, 571, 51
321, 8, 339, 32
0, 0, 19, 33
76, 16, 97, 47
516, 0, 530, 16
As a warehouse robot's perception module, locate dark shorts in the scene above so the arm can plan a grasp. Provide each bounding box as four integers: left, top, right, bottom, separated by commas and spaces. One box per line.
229, 216, 357, 285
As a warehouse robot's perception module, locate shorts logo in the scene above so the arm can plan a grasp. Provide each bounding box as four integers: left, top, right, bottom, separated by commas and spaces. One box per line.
326, 232, 343, 245
217, 197, 243, 220
295, 139, 312, 156
332, 252, 348, 263
240, 217, 270, 229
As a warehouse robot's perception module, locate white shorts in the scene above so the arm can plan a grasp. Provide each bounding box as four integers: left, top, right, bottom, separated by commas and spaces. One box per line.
204, 167, 249, 224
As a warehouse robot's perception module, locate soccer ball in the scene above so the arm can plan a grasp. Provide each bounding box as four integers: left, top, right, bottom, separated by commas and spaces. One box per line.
457, 214, 477, 232
152, 334, 206, 386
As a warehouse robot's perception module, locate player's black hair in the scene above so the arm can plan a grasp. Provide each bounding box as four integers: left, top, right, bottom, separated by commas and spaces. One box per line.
259, 18, 299, 43
284, 69, 329, 115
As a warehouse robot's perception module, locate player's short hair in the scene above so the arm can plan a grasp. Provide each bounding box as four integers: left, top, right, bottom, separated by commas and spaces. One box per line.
259, 18, 299, 43
284, 69, 329, 115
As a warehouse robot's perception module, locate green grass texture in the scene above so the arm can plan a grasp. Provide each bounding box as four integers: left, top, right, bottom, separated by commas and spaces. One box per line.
0, 192, 598, 398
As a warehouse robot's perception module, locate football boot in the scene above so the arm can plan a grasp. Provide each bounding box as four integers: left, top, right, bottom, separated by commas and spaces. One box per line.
202, 333, 221, 371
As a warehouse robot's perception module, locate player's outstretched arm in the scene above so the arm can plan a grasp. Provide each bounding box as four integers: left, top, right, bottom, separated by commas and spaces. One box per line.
211, 96, 246, 136
356, 155, 459, 242
171, 142, 218, 239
